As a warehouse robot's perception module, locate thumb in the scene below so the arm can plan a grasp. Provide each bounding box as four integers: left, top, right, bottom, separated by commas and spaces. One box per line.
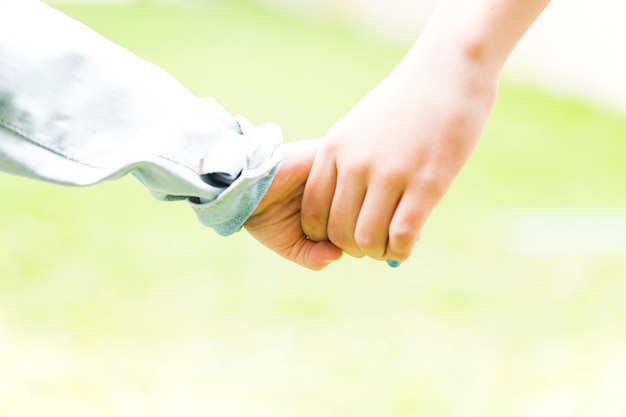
291, 237, 343, 271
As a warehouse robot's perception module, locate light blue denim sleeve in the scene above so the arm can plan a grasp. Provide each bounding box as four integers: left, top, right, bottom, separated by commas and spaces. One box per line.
0, 0, 283, 236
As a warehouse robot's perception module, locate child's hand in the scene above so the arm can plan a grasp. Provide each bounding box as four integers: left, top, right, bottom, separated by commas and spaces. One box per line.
245, 139, 343, 270
301, 48, 498, 264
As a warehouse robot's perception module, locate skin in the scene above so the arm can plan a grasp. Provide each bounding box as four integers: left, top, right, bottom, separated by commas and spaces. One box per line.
245, 139, 343, 271
301, 0, 552, 264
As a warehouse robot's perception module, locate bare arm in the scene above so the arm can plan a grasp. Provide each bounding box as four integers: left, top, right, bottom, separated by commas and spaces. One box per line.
301, 0, 552, 264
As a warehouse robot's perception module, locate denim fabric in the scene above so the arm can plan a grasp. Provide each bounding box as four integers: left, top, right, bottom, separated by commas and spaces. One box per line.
0, 0, 283, 235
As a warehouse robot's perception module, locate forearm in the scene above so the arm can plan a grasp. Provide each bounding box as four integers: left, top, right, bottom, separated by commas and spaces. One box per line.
412, 0, 552, 81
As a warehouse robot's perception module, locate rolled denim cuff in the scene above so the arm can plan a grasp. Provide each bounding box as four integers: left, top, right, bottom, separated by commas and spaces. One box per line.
189, 159, 281, 236
188, 116, 283, 236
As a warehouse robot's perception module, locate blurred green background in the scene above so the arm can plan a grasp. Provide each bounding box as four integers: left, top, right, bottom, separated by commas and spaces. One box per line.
1, 2, 626, 416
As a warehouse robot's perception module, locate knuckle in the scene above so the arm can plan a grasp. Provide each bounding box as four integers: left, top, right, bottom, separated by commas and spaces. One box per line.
327, 226, 363, 259
369, 166, 408, 190
354, 233, 380, 254
383, 167, 408, 186
354, 232, 377, 250
389, 221, 420, 248
342, 160, 367, 180
354, 222, 391, 260
327, 224, 350, 248
354, 227, 386, 258
418, 172, 449, 202
318, 132, 343, 158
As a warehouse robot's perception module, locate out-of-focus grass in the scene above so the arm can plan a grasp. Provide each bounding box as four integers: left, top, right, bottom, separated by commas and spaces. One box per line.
1, 2, 626, 416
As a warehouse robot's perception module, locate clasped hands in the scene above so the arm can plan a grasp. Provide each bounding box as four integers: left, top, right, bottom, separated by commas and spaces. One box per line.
242, 0, 549, 269
243, 131, 433, 271
245, 50, 498, 270
245, 85, 496, 270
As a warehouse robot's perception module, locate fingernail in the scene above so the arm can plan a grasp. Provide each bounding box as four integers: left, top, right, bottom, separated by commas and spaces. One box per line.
387, 260, 401, 268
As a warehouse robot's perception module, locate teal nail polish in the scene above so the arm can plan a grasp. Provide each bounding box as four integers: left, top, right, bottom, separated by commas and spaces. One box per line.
387, 260, 401, 268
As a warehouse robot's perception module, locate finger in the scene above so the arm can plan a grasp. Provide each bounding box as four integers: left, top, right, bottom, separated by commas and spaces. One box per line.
289, 237, 343, 271
384, 188, 427, 263
326, 173, 367, 258
353, 184, 403, 260
245, 201, 343, 271
301, 145, 337, 242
